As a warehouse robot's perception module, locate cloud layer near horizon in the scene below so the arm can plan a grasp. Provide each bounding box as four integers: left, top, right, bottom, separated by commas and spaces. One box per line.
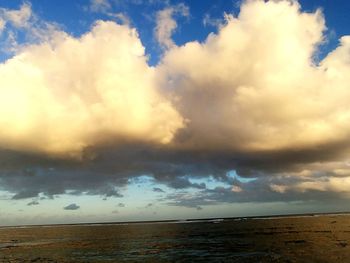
2, 0, 350, 205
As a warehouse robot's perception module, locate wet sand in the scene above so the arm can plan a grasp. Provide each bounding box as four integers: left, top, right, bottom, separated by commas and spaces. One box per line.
0, 214, 350, 262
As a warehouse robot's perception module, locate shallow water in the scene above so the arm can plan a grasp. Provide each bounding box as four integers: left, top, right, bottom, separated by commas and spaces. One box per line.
0, 214, 350, 262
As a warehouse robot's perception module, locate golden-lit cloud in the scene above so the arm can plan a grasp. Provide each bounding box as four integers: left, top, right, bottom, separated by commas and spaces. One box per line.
159, 0, 350, 153
0, 21, 183, 156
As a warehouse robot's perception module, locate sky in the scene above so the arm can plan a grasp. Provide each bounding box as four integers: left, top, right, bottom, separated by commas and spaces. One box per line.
0, 0, 350, 226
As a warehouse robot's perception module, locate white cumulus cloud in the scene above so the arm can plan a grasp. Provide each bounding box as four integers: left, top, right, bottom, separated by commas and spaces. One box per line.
159, 0, 350, 154
0, 21, 183, 157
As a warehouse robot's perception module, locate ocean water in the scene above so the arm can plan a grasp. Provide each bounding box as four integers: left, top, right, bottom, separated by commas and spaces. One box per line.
0, 214, 350, 262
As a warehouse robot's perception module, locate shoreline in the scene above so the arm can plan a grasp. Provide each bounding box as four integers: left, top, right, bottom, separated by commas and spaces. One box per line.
1, 210, 350, 229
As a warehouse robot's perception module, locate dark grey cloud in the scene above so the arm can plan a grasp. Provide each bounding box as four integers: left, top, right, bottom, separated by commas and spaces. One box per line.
88, 186, 124, 198
153, 187, 165, 193
0, 141, 349, 207
64, 203, 80, 210
12, 190, 40, 200
156, 176, 206, 190
162, 175, 347, 209
27, 200, 39, 206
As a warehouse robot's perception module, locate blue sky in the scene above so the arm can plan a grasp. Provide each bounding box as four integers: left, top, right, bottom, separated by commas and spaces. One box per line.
1, 0, 350, 226
1, 0, 350, 64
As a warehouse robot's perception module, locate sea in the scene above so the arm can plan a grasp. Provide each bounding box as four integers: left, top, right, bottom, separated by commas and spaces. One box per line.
0, 213, 350, 262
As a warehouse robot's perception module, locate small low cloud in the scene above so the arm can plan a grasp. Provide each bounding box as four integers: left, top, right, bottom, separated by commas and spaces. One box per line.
153, 187, 165, 193
64, 203, 80, 210
104, 188, 123, 198
27, 200, 39, 206
117, 203, 125, 207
